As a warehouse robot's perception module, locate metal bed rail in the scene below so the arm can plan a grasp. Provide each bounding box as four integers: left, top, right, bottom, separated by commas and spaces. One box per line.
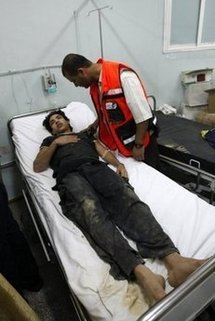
23, 179, 90, 321
14, 160, 91, 321
160, 154, 215, 204
22, 184, 51, 262
159, 155, 215, 183
137, 255, 215, 321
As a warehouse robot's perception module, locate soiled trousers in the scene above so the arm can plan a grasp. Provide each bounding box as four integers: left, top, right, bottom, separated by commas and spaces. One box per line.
57, 162, 177, 279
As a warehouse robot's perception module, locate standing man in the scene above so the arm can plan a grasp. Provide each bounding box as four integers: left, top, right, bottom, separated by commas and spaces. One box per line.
61, 54, 159, 168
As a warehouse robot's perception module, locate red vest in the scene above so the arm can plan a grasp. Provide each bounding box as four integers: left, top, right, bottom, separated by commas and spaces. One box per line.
90, 59, 150, 156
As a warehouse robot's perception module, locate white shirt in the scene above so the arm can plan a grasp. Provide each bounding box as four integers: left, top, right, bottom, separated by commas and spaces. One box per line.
120, 70, 152, 124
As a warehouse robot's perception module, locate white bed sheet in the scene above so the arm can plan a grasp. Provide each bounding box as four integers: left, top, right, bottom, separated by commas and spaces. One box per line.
10, 102, 215, 321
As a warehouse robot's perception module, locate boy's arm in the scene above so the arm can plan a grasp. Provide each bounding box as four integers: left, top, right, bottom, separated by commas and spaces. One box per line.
94, 140, 128, 178
33, 141, 58, 172
33, 134, 79, 172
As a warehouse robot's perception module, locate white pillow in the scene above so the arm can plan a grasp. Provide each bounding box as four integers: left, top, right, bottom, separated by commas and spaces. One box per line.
65, 102, 97, 132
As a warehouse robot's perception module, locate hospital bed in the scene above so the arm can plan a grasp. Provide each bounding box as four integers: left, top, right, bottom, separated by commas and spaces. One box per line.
157, 112, 215, 204
8, 102, 215, 321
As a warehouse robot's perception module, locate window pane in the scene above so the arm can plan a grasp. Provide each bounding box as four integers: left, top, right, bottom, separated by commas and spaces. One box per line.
202, 0, 215, 42
171, 0, 200, 44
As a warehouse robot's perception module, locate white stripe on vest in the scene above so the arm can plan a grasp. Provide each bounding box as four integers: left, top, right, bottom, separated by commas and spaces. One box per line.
106, 88, 123, 96
123, 135, 135, 145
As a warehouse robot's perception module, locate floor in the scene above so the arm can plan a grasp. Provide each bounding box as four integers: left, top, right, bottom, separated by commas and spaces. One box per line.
9, 197, 85, 321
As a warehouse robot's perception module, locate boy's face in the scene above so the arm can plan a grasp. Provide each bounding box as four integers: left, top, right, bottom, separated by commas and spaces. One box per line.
49, 114, 71, 134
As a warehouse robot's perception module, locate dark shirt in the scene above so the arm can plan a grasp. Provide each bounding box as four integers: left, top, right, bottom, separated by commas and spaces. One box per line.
41, 131, 100, 183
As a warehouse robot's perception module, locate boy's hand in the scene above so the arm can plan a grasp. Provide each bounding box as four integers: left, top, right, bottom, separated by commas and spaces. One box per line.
116, 163, 128, 179
55, 134, 80, 146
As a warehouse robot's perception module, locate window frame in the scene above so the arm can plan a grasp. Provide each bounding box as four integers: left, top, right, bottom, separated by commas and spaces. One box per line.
163, 0, 215, 52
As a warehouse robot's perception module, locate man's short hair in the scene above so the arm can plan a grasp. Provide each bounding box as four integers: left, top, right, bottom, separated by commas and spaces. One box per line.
43, 110, 71, 133
62, 53, 92, 77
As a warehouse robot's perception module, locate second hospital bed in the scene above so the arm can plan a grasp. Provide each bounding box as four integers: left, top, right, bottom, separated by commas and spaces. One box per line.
157, 112, 215, 204
8, 102, 215, 321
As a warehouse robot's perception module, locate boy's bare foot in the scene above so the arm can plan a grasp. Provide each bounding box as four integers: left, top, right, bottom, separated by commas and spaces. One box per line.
134, 264, 166, 306
164, 253, 207, 287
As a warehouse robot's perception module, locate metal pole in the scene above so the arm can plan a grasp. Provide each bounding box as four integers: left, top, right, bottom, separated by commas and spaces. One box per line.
88, 5, 112, 58
98, 9, 103, 58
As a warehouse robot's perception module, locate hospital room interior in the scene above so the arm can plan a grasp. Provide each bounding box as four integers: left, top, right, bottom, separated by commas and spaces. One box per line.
0, 0, 215, 320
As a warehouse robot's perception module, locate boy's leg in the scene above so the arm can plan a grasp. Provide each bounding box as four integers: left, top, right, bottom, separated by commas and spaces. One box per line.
58, 170, 166, 304
58, 172, 143, 278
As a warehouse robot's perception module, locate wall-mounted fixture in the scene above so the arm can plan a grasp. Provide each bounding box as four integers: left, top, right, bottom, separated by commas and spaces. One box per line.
42, 70, 57, 94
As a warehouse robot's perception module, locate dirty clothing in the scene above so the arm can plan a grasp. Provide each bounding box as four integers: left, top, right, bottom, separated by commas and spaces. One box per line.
42, 132, 178, 279
41, 131, 99, 184
57, 162, 177, 279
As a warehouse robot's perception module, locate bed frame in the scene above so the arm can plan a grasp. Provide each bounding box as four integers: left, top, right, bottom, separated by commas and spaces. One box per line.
21, 177, 90, 321
7, 103, 215, 321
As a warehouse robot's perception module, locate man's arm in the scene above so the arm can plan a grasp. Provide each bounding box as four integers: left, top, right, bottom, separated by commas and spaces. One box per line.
120, 70, 152, 161
133, 120, 149, 161
94, 140, 128, 178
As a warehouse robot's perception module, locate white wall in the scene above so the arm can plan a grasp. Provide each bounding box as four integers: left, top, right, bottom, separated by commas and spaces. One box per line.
0, 0, 215, 198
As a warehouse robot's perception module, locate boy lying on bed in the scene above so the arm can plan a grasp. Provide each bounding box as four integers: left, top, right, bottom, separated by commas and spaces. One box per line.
33, 109, 207, 306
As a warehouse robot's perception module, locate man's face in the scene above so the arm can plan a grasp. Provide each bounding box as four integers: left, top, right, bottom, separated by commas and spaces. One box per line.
49, 114, 71, 134
65, 68, 91, 88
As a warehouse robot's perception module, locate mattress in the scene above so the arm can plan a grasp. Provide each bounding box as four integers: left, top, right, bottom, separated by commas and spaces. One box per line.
9, 102, 215, 321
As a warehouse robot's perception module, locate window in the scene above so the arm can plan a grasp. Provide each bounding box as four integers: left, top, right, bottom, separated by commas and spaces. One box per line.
163, 0, 215, 52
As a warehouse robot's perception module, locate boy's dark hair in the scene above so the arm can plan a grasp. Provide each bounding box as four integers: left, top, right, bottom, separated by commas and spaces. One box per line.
62, 53, 92, 77
43, 110, 72, 133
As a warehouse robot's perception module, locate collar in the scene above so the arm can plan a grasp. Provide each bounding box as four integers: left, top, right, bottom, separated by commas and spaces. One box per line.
98, 69, 102, 91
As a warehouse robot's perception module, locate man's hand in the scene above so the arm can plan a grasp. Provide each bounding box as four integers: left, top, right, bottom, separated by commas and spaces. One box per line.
116, 163, 128, 179
132, 146, 145, 161
55, 134, 80, 146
